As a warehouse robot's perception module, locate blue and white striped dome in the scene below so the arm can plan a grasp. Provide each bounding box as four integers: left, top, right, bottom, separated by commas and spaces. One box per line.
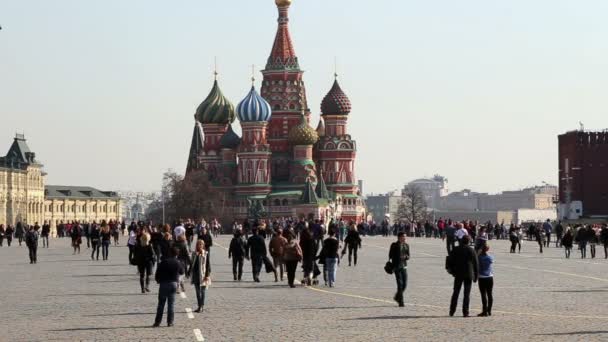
237, 86, 272, 122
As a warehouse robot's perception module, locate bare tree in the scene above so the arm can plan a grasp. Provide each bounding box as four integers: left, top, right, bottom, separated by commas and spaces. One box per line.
400, 185, 428, 223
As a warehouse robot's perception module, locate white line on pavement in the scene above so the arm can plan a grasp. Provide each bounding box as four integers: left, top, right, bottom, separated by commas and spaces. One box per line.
180, 292, 187, 299
185, 308, 194, 319
193, 329, 205, 341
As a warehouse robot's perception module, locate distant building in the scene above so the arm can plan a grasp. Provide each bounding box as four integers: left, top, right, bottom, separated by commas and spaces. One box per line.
558, 129, 608, 219
366, 191, 402, 223
437, 186, 557, 212
406, 175, 448, 210
44, 186, 122, 232
0, 134, 121, 234
0, 134, 46, 226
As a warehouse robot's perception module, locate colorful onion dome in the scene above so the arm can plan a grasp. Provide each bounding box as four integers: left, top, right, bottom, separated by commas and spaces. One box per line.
195, 80, 236, 124
288, 114, 319, 145
237, 86, 272, 122
219, 125, 241, 149
275, 0, 292, 7
321, 79, 351, 115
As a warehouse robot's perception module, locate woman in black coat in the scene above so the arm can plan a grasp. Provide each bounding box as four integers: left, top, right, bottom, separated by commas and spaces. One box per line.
134, 233, 156, 293
299, 227, 315, 285
343, 223, 362, 266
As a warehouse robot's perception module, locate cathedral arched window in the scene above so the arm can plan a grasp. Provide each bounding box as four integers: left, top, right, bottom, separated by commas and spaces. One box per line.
282, 199, 288, 206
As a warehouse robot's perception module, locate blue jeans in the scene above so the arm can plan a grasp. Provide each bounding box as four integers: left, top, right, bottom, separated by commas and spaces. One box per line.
154, 282, 177, 325
394, 268, 407, 303
325, 258, 338, 286
194, 283, 207, 308
101, 241, 110, 260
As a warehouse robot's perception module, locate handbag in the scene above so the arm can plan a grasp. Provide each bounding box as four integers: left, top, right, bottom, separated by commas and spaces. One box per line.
384, 261, 393, 275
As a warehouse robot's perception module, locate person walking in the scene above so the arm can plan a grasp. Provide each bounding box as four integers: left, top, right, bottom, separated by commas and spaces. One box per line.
40, 222, 50, 248
322, 228, 340, 288
15, 222, 25, 246
25, 226, 39, 264
562, 228, 574, 259
588, 225, 598, 259
5, 225, 14, 247
343, 223, 362, 267
389, 232, 410, 307
576, 226, 587, 259
173, 235, 191, 293
228, 229, 247, 281
283, 233, 303, 288
153, 247, 185, 327
555, 221, 564, 248
247, 228, 267, 283
0, 224, 5, 247
445, 223, 456, 254
159, 230, 174, 262
269, 228, 287, 282
135, 232, 156, 294
90, 224, 101, 261
446, 235, 478, 317
542, 219, 553, 248
100, 224, 112, 261
189, 239, 211, 313
534, 226, 544, 254
477, 245, 494, 317
71, 223, 82, 255
601, 224, 608, 259
127, 229, 138, 264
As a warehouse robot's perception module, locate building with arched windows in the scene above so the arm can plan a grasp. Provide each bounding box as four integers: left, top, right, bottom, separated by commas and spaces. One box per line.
185, 0, 365, 222
1, 134, 122, 234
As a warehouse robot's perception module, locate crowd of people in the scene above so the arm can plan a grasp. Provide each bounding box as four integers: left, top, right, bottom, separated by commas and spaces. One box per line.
2, 215, 608, 327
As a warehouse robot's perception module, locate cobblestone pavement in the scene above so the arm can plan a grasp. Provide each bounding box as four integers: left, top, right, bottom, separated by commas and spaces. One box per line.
1, 235, 608, 341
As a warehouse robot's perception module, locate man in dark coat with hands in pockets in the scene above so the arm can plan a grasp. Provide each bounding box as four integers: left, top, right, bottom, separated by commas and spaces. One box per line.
446, 235, 478, 317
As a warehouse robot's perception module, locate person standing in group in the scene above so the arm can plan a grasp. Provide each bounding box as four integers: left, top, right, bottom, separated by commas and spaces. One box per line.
71, 222, 82, 255
5, 225, 14, 247
455, 223, 469, 243
562, 228, 574, 259
389, 232, 410, 307
601, 224, 608, 259
228, 229, 247, 281
135, 232, 156, 294
189, 239, 210, 313
343, 223, 362, 267
159, 229, 174, 262
322, 228, 340, 288
173, 221, 186, 241
269, 228, 287, 282
153, 247, 185, 327
477, 245, 494, 317
588, 225, 599, 259
15, 222, 25, 246
100, 223, 112, 261
25, 225, 39, 264
90, 224, 101, 261
299, 226, 315, 285
247, 228, 267, 283
446, 235, 478, 317
576, 226, 587, 259
555, 221, 564, 248
283, 233, 303, 288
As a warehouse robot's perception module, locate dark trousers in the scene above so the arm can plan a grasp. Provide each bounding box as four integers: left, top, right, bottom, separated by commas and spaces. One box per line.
193, 283, 206, 308
102, 242, 110, 260
510, 240, 517, 253
446, 238, 455, 254
42, 236, 49, 248
128, 244, 135, 264
86, 236, 90, 248
394, 268, 407, 305
6, 237, 12, 246
232, 257, 244, 280
580, 242, 587, 258
565, 247, 571, 258
91, 241, 100, 260
28, 245, 37, 263
604, 242, 608, 259
285, 260, 298, 286
18, 236, 23, 246
154, 282, 177, 325
348, 245, 358, 266
138, 262, 153, 290
556, 234, 562, 247
0, 236, 3, 246
450, 277, 472, 316
545, 233, 551, 247
251, 255, 263, 281
478, 277, 493, 315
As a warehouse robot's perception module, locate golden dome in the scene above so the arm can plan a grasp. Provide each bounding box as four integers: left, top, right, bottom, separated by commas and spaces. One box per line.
275, 0, 292, 7
288, 114, 319, 146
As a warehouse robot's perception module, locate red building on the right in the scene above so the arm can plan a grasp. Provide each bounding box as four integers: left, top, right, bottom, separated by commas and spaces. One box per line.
558, 129, 608, 219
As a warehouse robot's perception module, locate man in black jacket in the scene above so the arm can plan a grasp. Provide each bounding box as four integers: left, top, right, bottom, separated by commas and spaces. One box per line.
247, 228, 267, 282
389, 232, 410, 307
153, 247, 185, 327
229, 229, 247, 281
447, 235, 478, 317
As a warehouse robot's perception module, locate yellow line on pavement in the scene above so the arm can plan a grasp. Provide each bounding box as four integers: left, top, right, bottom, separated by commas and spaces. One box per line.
500, 264, 608, 283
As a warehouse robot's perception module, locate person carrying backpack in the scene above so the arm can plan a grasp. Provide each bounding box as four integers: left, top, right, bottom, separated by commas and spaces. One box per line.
25, 226, 39, 264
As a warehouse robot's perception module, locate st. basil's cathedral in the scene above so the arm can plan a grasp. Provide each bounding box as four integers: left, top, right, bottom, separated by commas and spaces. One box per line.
186, 0, 365, 223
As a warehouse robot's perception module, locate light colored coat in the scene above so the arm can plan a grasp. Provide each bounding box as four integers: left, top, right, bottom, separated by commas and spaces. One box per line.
190, 250, 209, 286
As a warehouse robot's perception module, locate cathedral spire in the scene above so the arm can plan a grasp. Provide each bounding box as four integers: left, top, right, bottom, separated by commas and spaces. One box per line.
186, 122, 204, 174
266, 0, 299, 70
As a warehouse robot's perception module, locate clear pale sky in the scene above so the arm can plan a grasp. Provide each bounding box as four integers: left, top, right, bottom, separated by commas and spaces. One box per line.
1, 0, 606, 195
